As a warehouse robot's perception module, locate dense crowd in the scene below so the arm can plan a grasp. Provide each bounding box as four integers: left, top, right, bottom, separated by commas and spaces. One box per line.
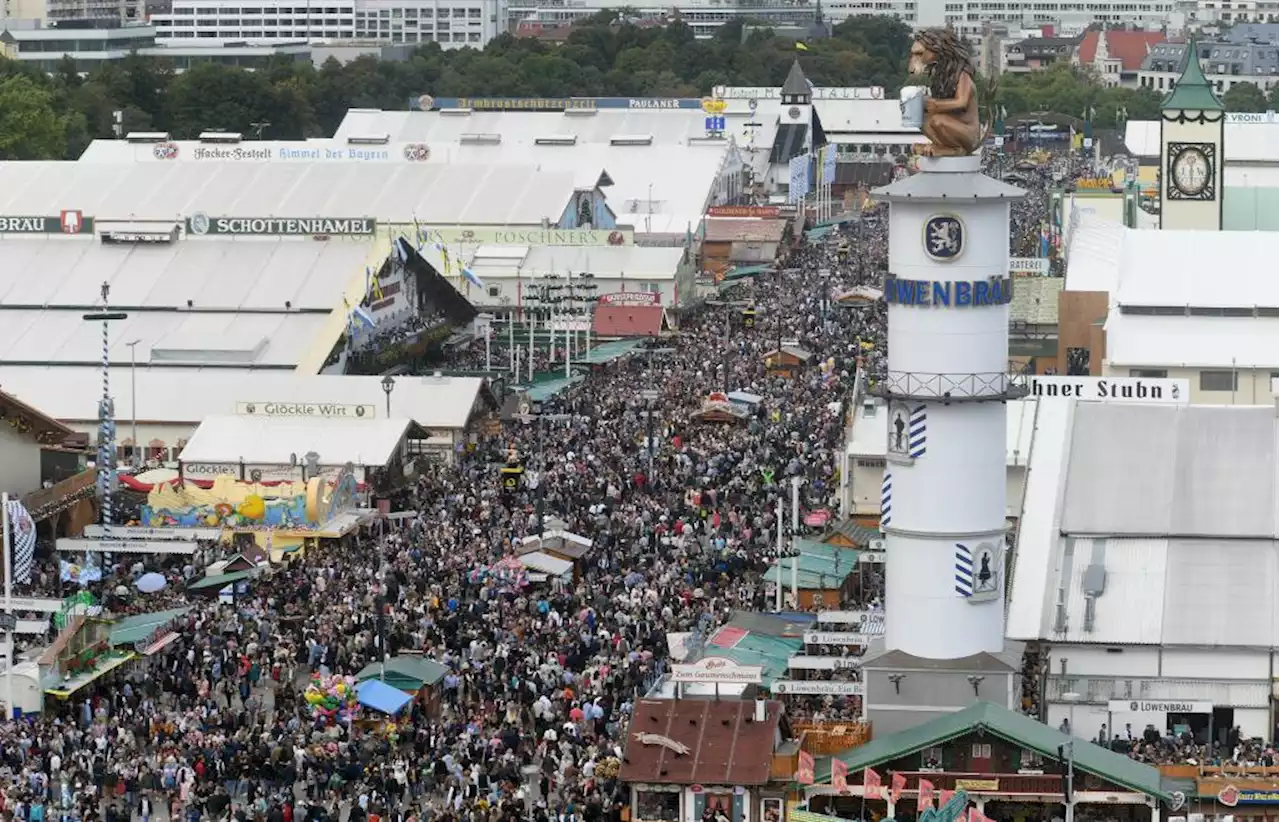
1, 151, 1254, 822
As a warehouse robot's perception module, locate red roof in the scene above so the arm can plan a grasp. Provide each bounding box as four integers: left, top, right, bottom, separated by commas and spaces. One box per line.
619, 699, 783, 786
592, 305, 663, 338
1078, 30, 1164, 72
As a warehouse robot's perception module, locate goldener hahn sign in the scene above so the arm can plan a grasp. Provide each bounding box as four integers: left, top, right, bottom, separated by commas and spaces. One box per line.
1026, 377, 1189, 405
670, 657, 764, 684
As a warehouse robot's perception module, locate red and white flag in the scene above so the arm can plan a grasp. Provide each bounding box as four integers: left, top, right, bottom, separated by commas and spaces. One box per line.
890, 772, 907, 805
917, 779, 936, 812
832, 759, 848, 794
939, 789, 955, 809
969, 808, 989, 822
795, 750, 815, 785
863, 768, 883, 798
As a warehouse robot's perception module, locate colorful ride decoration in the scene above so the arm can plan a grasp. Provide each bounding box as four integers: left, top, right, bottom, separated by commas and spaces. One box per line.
304, 674, 361, 724
140, 476, 314, 531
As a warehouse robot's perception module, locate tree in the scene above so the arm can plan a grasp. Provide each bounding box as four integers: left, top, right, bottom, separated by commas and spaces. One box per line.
1268, 84, 1279, 112
0, 74, 66, 160
1222, 82, 1269, 113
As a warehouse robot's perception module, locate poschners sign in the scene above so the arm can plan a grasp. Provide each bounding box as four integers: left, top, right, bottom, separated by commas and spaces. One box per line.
884, 275, 1014, 307
1027, 377, 1190, 405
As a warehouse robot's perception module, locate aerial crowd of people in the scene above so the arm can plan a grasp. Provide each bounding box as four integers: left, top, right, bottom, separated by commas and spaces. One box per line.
1, 147, 1266, 822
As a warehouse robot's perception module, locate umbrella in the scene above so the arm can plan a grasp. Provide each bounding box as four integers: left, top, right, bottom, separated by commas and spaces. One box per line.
136, 572, 167, 593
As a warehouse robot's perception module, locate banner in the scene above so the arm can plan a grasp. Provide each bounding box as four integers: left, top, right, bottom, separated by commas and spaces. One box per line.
788, 154, 811, 204
890, 772, 907, 804
822, 145, 837, 184
832, 759, 848, 793
917, 779, 935, 812
864, 767, 883, 797
187, 214, 376, 236
796, 750, 815, 785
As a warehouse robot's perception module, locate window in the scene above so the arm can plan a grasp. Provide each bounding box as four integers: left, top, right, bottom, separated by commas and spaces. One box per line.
487, 285, 500, 298
1199, 370, 1238, 392
922, 747, 944, 769
1019, 750, 1044, 771
971, 743, 992, 758
1130, 369, 1168, 378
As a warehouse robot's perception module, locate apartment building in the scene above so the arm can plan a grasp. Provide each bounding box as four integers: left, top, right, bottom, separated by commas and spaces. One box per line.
1138, 35, 1279, 92
150, 0, 505, 46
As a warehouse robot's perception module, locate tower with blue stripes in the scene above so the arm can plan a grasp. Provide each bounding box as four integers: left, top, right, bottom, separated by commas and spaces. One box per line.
872, 156, 1025, 660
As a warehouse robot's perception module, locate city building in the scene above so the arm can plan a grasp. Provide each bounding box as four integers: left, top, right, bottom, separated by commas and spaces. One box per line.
1005, 34, 1082, 74
149, 0, 506, 47
1138, 36, 1279, 93
1074, 28, 1166, 87
0, 20, 312, 72
1186, 0, 1279, 29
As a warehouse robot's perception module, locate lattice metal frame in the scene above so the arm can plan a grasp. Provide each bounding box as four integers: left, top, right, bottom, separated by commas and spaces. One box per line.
869, 370, 1031, 402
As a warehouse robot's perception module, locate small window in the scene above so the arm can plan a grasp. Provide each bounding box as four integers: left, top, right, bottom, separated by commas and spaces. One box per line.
487, 285, 500, 298
1019, 750, 1044, 771
971, 743, 992, 758
1199, 370, 1238, 392
1130, 369, 1168, 378
922, 747, 943, 769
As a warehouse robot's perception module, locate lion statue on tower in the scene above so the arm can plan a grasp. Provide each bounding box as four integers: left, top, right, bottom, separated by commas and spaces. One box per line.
908, 28, 989, 157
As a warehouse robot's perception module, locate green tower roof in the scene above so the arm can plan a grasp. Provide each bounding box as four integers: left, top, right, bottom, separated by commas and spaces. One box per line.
1162, 40, 1225, 111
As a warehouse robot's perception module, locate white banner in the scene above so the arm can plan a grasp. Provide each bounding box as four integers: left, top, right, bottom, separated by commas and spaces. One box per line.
1107, 699, 1212, 715
773, 679, 865, 696
803, 631, 870, 646
1026, 377, 1189, 405
0, 597, 62, 613
1009, 257, 1049, 275
84, 525, 219, 541
786, 656, 862, 671
788, 154, 811, 204
56, 539, 198, 555
236, 401, 376, 419
670, 657, 764, 684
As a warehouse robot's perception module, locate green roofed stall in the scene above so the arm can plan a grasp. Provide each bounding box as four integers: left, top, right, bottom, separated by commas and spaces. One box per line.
723, 264, 772, 281
810, 701, 1168, 799
763, 540, 863, 589
356, 655, 449, 691
188, 570, 255, 590
576, 339, 647, 364
109, 607, 191, 649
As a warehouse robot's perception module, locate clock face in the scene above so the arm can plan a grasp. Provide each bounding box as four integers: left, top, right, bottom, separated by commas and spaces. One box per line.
1166, 142, 1217, 201
1173, 148, 1209, 195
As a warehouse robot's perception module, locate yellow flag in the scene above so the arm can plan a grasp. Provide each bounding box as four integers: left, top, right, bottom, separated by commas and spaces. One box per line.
795, 41, 809, 51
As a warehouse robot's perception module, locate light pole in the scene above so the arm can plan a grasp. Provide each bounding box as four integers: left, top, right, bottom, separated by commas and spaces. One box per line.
126, 339, 141, 467
83, 282, 128, 558
381, 375, 395, 417
640, 389, 659, 478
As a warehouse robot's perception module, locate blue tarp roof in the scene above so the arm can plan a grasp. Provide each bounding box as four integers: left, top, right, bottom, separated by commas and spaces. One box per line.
357, 678, 413, 715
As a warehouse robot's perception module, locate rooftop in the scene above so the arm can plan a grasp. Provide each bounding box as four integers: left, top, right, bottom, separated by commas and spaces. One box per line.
177, 415, 413, 467
0, 162, 584, 225
1078, 29, 1165, 72
1104, 312, 1278, 369
618, 698, 784, 785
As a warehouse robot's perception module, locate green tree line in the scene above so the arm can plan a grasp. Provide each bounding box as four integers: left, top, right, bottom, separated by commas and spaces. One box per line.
0, 15, 1273, 160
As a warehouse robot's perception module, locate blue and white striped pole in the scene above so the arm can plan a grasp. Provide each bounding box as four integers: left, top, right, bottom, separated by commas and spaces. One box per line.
85, 282, 127, 576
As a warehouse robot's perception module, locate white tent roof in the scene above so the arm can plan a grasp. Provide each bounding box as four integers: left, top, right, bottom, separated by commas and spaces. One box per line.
520, 551, 574, 577
0, 369, 487, 428
0, 161, 581, 226
1103, 313, 1278, 369
1124, 120, 1279, 164
178, 415, 410, 467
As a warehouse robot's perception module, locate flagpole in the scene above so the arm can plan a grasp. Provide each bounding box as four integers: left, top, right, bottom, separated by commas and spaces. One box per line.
2, 493, 14, 721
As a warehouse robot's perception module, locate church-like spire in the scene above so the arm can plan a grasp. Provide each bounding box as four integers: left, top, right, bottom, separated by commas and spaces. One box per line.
782, 59, 811, 103
1162, 38, 1225, 111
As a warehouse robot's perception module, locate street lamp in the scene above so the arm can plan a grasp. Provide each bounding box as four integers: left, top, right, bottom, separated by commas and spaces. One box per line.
125, 339, 141, 467
381, 375, 395, 417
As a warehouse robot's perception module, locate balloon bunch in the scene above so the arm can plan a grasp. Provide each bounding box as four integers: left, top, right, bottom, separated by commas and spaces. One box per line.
303, 674, 360, 724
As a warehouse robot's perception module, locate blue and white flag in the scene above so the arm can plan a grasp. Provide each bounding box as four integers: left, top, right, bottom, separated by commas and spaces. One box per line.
349, 304, 376, 332
788, 154, 811, 203
4, 499, 34, 585
462, 267, 484, 289
822, 145, 837, 185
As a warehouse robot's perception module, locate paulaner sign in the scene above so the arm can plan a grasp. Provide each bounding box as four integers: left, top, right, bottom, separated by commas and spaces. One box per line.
1027, 377, 1189, 405
187, 214, 376, 236
884, 275, 1014, 307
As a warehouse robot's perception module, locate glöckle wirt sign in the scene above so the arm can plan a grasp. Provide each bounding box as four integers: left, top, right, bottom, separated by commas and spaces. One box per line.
236, 401, 375, 419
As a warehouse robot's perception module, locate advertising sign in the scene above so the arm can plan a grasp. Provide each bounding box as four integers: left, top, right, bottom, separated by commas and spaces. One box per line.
186, 214, 376, 236
670, 657, 764, 684
181, 463, 240, 479
0, 212, 94, 234
884, 275, 1014, 307
803, 631, 871, 646
1009, 257, 1050, 275
84, 525, 220, 541
713, 86, 885, 100
772, 680, 865, 696
1107, 700, 1213, 715
235, 401, 376, 419
1026, 377, 1189, 405
786, 656, 862, 670
418, 96, 703, 112
148, 142, 431, 163
1226, 112, 1278, 124
412, 225, 632, 247
56, 538, 198, 555
598, 292, 661, 307
707, 205, 782, 218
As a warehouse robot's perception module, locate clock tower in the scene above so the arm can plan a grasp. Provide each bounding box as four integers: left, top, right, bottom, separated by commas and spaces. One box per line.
1159, 39, 1225, 231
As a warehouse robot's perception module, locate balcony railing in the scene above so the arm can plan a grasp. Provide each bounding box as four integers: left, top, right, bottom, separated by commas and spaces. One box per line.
21, 469, 97, 522
869, 370, 1030, 402
793, 721, 873, 755
882, 771, 1064, 796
